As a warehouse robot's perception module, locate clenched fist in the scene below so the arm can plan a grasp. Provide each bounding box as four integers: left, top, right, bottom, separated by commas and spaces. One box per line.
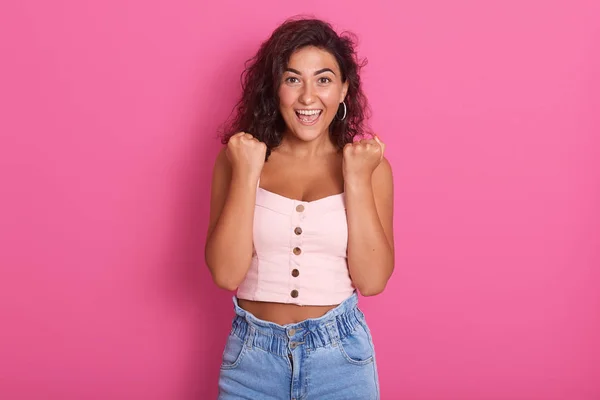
342, 135, 386, 182
226, 132, 267, 182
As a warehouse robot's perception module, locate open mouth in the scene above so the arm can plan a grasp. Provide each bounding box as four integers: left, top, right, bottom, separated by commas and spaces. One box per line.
295, 109, 323, 126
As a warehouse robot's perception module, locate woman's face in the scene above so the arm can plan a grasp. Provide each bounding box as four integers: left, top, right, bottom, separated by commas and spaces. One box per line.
278, 46, 349, 142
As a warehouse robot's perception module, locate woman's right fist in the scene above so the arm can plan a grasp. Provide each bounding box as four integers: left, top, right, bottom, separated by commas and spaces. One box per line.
226, 132, 267, 182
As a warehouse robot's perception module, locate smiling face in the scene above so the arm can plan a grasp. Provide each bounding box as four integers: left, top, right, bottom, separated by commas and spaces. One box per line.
278, 46, 349, 142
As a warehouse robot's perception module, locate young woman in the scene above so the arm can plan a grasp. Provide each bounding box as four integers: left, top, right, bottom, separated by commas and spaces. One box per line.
205, 17, 394, 400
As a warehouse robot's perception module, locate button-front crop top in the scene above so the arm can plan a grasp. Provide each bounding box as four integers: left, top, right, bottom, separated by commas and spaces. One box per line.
236, 183, 356, 306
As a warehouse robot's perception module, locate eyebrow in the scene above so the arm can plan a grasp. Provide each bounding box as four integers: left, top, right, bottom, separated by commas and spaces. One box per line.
285, 67, 336, 76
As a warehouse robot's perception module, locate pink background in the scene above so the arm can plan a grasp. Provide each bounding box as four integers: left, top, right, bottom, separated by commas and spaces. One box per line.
1, 0, 599, 399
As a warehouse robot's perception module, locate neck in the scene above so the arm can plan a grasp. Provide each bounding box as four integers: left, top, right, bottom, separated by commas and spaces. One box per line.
279, 130, 338, 158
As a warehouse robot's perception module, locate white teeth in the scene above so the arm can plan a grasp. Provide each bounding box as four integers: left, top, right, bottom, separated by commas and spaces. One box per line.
296, 109, 322, 116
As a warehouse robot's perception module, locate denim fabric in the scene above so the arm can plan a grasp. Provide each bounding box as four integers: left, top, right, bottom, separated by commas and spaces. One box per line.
217, 293, 379, 399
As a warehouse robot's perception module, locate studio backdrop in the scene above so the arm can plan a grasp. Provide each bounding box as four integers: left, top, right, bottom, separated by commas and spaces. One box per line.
1, 0, 599, 399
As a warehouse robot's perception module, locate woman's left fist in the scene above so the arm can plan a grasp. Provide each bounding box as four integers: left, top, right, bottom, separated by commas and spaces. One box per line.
342, 135, 386, 181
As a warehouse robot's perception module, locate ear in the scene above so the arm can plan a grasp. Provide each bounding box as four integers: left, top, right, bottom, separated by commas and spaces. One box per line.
340, 81, 349, 103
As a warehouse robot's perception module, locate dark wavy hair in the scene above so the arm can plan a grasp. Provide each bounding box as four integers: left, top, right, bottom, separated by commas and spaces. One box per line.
220, 17, 371, 159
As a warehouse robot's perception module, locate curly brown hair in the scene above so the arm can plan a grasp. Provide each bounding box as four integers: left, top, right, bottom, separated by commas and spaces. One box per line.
220, 16, 371, 159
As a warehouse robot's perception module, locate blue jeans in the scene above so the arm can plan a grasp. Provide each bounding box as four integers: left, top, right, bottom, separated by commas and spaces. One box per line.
217, 293, 380, 399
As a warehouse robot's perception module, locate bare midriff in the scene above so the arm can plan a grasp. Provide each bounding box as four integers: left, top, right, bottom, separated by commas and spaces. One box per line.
237, 299, 339, 325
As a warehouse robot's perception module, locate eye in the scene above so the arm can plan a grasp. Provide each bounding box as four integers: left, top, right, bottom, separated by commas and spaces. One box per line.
318, 77, 332, 84
285, 77, 300, 84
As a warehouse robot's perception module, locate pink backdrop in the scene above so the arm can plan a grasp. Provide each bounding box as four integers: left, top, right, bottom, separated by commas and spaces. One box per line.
1, 1, 599, 399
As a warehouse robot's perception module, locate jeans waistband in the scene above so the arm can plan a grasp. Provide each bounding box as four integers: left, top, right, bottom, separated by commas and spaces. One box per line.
229, 292, 364, 357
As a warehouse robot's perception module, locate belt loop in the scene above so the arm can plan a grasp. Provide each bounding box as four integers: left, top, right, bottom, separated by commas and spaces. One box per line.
245, 326, 255, 349
325, 322, 340, 346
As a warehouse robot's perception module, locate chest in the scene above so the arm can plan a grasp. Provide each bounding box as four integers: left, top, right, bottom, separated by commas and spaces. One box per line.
260, 152, 344, 203
252, 188, 348, 258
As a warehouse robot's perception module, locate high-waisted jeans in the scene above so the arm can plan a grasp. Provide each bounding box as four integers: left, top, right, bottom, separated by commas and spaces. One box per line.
217, 293, 380, 399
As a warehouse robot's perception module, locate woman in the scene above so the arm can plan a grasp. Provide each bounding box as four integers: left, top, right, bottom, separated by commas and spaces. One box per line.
205, 17, 394, 400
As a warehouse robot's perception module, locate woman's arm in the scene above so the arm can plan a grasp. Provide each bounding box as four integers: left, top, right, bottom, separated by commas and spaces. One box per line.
345, 156, 395, 296
204, 147, 259, 291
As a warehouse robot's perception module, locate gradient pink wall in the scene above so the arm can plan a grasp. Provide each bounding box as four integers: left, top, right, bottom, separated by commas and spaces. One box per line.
1, 1, 599, 399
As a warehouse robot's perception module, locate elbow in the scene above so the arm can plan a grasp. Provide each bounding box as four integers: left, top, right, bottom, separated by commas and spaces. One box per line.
357, 282, 387, 297
205, 251, 242, 292
354, 266, 393, 297
214, 276, 239, 292
209, 266, 240, 292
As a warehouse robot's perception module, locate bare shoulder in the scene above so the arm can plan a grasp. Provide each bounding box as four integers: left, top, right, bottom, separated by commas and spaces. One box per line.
372, 157, 393, 191
207, 146, 232, 236
213, 146, 231, 172
372, 156, 394, 252
210, 146, 233, 193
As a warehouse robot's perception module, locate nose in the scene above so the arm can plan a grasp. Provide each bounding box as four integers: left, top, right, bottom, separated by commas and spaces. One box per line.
299, 84, 314, 105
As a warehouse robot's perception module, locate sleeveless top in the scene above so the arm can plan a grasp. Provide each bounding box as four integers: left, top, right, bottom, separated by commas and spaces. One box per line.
236, 181, 356, 306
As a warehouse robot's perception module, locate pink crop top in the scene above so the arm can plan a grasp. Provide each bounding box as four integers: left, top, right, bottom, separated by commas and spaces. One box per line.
236, 182, 356, 306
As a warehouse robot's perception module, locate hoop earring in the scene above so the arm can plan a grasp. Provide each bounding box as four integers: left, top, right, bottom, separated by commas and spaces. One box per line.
337, 101, 347, 121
